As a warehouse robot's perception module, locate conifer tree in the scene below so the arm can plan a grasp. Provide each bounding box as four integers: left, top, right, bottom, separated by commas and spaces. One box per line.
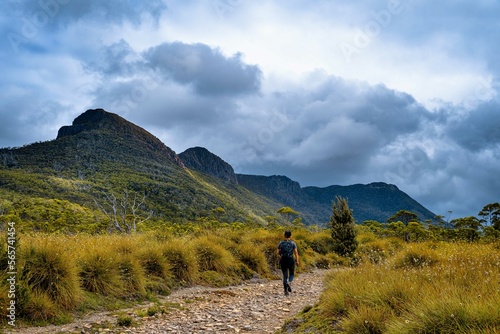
329, 196, 358, 256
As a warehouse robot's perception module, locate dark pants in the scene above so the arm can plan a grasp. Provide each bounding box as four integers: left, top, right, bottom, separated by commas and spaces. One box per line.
280, 256, 295, 290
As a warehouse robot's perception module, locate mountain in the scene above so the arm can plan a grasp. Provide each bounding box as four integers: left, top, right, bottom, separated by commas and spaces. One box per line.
236, 175, 435, 224
0, 108, 436, 232
0, 109, 280, 231
2, 108, 183, 174
302, 182, 436, 223
179, 147, 238, 184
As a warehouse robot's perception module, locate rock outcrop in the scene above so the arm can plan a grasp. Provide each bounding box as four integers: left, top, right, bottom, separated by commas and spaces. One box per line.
57, 108, 184, 167
179, 147, 238, 184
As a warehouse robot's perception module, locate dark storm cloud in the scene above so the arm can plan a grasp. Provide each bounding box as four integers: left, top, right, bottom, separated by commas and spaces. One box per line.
86, 41, 261, 133
144, 42, 262, 96
232, 75, 432, 187
0, 91, 72, 147
447, 100, 500, 151
267, 76, 428, 158
84, 40, 138, 76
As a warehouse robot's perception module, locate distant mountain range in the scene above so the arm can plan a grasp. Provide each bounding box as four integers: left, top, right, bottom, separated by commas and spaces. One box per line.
0, 109, 436, 229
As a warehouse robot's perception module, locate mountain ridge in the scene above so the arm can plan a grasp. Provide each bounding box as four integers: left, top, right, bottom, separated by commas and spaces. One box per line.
0, 108, 436, 229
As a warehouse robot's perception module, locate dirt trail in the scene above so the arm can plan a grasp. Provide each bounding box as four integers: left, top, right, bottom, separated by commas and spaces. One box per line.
6, 270, 328, 334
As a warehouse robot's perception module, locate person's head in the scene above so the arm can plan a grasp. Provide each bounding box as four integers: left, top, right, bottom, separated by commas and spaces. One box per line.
284, 230, 292, 239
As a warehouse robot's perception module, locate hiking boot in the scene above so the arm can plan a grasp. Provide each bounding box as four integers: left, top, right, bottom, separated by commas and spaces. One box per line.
284, 290, 289, 296
287, 283, 292, 293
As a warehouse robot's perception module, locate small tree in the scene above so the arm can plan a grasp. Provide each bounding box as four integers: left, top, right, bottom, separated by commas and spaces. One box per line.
387, 210, 419, 225
277, 206, 300, 224
329, 196, 357, 257
478, 203, 500, 228
452, 216, 482, 230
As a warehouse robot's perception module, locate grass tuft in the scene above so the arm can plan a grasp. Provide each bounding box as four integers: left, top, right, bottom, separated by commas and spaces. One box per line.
161, 239, 198, 284
117, 254, 146, 297
78, 251, 123, 296
22, 291, 58, 322
191, 235, 236, 274
21, 239, 82, 309
393, 248, 439, 269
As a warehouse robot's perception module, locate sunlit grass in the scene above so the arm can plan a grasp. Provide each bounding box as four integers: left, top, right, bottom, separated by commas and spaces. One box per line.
314, 242, 500, 333
1, 226, 333, 324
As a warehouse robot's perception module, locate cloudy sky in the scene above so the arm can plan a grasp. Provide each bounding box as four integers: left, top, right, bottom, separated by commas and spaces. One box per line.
1, 0, 499, 220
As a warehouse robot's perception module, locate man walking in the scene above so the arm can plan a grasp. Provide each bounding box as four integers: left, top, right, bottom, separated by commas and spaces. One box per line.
277, 230, 299, 296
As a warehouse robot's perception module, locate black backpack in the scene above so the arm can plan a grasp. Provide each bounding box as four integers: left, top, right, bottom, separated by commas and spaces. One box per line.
279, 240, 294, 258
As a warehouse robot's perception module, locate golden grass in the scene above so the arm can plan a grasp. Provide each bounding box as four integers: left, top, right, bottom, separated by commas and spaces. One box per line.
317, 242, 500, 333
20, 237, 82, 309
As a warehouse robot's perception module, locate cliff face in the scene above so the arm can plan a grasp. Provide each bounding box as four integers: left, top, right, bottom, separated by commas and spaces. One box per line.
236, 174, 303, 204
179, 147, 238, 184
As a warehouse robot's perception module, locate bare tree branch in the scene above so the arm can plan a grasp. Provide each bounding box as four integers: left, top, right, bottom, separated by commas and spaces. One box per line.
94, 189, 151, 233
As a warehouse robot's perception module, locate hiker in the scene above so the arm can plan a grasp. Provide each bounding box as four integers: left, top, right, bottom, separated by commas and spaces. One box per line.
277, 230, 299, 296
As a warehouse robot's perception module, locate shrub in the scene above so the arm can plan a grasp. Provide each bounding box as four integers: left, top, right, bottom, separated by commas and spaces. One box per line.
199, 270, 240, 287
312, 254, 331, 269
340, 305, 388, 334
0, 279, 10, 318
138, 245, 171, 279
247, 230, 281, 269
358, 241, 388, 264
147, 305, 159, 316
112, 236, 138, 255
309, 232, 335, 255
326, 252, 349, 266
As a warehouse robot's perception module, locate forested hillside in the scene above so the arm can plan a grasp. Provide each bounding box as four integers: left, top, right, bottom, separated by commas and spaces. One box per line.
0, 108, 437, 232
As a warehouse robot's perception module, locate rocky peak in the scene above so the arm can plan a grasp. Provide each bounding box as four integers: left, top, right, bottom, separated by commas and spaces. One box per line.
56, 108, 184, 167
57, 109, 129, 138
179, 147, 238, 184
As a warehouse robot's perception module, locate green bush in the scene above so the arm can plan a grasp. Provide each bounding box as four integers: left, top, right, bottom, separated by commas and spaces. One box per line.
138, 245, 172, 279
309, 233, 335, 255
147, 305, 159, 316
358, 241, 388, 264
199, 270, 240, 287
340, 305, 388, 334
234, 242, 270, 276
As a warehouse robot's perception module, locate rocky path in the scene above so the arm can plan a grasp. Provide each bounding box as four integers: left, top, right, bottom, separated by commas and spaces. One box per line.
7, 270, 328, 334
